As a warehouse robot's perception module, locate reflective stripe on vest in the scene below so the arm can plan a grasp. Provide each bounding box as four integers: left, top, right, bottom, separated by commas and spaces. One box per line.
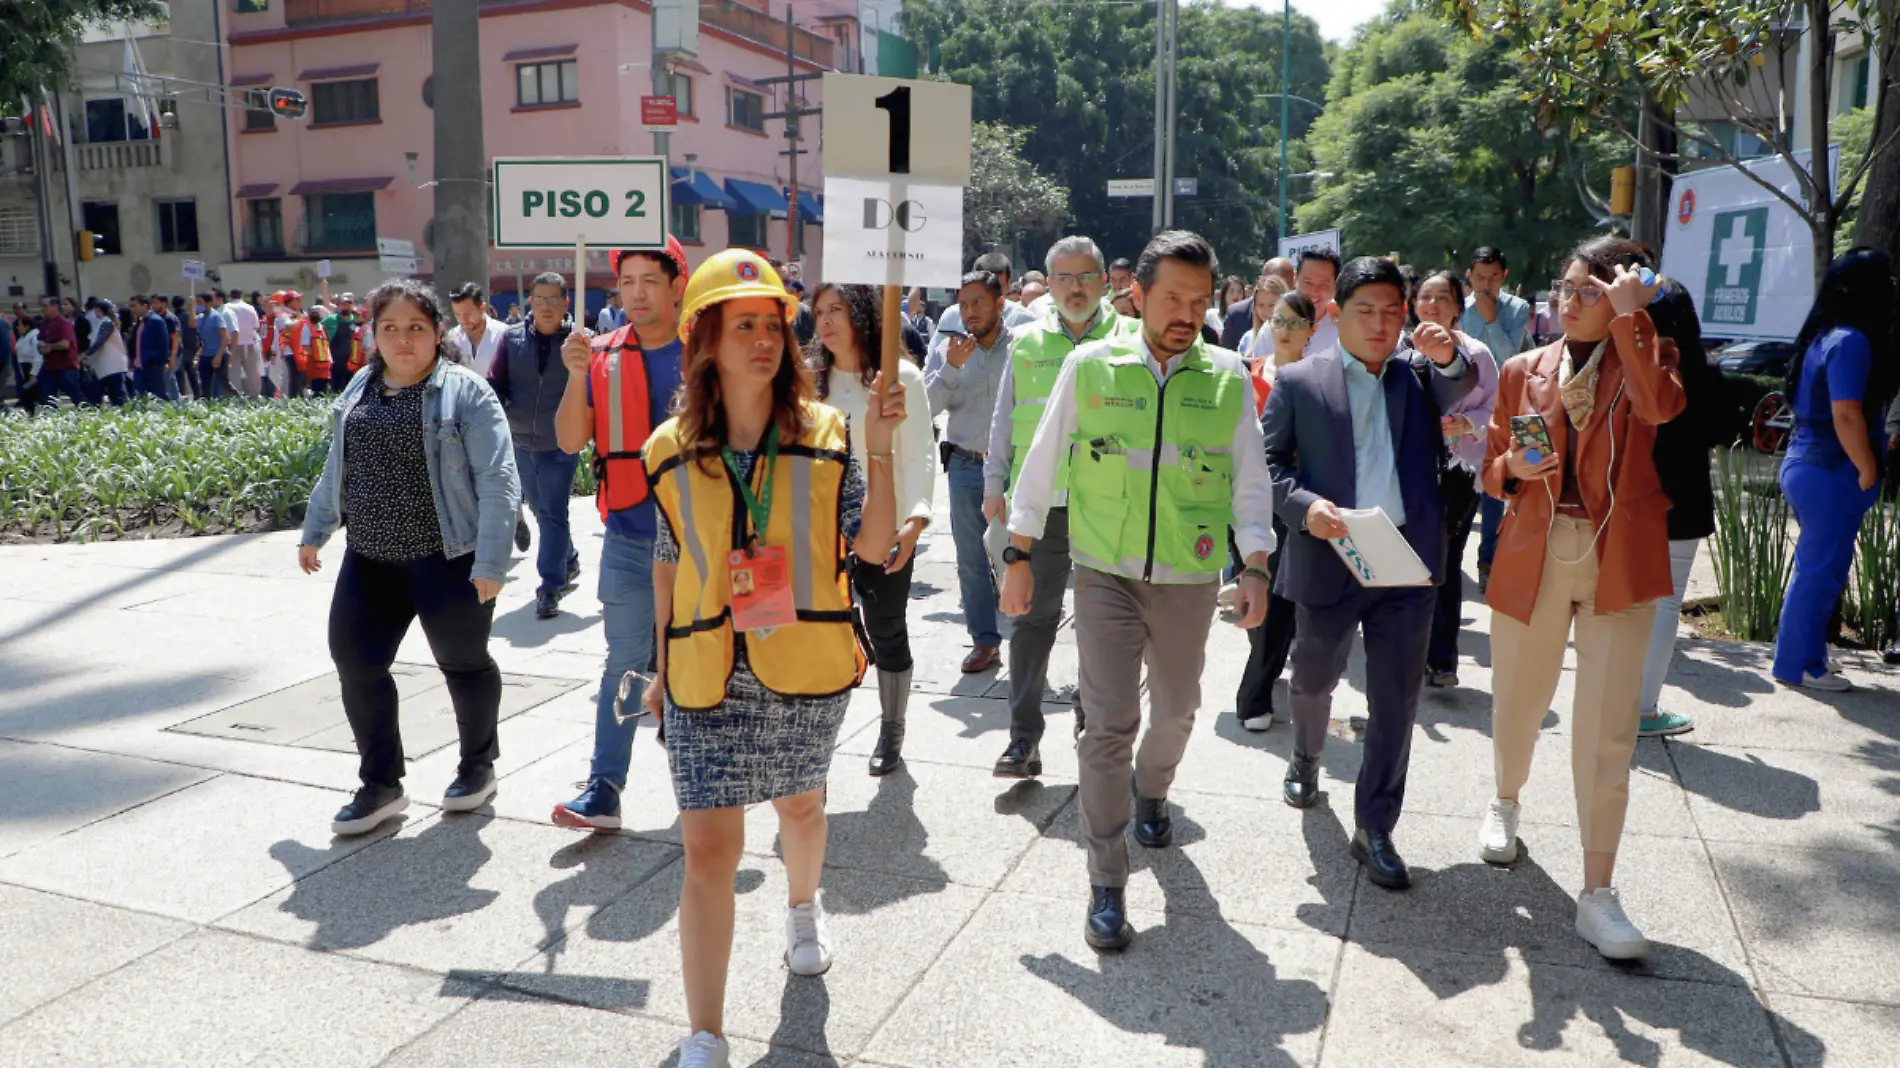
1006, 305, 1133, 491
1065, 337, 1247, 584
589, 326, 653, 521
643, 405, 865, 710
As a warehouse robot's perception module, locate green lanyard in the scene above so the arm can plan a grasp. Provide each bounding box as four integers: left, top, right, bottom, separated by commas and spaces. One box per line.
720, 423, 779, 547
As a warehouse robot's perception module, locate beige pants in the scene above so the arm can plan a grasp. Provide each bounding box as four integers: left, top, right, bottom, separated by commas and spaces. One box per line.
1491, 515, 1657, 854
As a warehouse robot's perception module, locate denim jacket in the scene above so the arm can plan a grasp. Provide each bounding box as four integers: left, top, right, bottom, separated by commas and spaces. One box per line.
301, 358, 522, 583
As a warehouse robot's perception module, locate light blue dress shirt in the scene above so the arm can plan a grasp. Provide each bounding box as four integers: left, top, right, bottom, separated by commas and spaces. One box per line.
1460, 293, 1531, 359
1342, 354, 1407, 528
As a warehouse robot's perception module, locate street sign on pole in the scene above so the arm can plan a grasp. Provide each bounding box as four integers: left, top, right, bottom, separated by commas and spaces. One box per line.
1107, 179, 1152, 198
377, 237, 417, 276
490, 157, 671, 250
1173, 177, 1197, 197
640, 95, 677, 133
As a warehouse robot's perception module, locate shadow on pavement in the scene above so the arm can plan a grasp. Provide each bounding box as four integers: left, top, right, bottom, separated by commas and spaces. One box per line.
758, 975, 838, 1067
534, 833, 678, 972
490, 599, 603, 650
1019, 820, 1329, 1067
1667, 741, 1821, 820
791, 773, 951, 913
266, 815, 500, 953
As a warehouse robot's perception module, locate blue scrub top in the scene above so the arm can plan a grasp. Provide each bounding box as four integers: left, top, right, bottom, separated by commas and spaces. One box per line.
1786, 326, 1875, 468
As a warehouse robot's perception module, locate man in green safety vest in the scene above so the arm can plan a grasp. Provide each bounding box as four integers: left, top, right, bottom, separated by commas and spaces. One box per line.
1001, 230, 1278, 952
981, 235, 1138, 779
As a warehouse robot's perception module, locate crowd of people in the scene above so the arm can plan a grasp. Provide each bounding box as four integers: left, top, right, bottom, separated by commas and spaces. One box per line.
9, 216, 1889, 1067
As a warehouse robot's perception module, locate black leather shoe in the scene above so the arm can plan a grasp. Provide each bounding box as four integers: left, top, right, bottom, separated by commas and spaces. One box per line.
1073, 705, 1086, 742
993, 738, 1042, 779
442, 765, 497, 812
514, 516, 532, 552
536, 589, 562, 619
1134, 796, 1173, 848
868, 721, 905, 777
1351, 828, 1412, 890
565, 557, 582, 586
1085, 885, 1133, 951
331, 783, 408, 836
1283, 752, 1320, 808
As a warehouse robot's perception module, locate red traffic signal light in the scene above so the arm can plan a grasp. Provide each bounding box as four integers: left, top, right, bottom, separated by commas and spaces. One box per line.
268, 87, 307, 119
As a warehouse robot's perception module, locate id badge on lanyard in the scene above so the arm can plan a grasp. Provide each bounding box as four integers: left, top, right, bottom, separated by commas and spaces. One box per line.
722, 425, 794, 636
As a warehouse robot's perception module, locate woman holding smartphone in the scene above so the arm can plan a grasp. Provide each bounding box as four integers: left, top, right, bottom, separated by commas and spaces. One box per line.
299, 279, 521, 836
808, 282, 935, 776
1478, 237, 1684, 960
640, 250, 904, 1068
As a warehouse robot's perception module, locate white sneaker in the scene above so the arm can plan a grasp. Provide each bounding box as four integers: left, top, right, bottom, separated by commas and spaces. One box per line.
1478, 798, 1520, 864
676, 1031, 730, 1068
785, 895, 833, 976
1575, 887, 1651, 960
1239, 709, 1274, 732
1797, 670, 1852, 693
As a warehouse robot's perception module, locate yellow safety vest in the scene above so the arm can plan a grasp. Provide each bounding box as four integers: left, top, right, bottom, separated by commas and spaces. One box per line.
643, 402, 865, 711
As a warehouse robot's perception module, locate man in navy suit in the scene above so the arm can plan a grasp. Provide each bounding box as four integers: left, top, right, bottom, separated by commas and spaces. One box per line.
1260, 256, 1475, 889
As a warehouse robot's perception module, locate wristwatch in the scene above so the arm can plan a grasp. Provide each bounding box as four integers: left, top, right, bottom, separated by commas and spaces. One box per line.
1002, 546, 1033, 566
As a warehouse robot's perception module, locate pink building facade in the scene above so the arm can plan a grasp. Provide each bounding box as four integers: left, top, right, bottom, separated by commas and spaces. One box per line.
222, 0, 866, 310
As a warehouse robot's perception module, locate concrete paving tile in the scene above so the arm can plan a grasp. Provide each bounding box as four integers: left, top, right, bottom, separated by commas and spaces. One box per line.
837, 692, 1081, 780
1764, 993, 1900, 1068
0, 739, 213, 859
1710, 840, 1900, 1002
13, 728, 366, 794
861, 891, 1336, 1068
220, 813, 680, 974
1401, 725, 1697, 838
0, 929, 477, 1068
481, 729, 686, 844
1669, 691, 1900, 759
0, 883, 193, 1027
1674, 743, 1897, 854
0, 775, 390, 922
501, 863, 986, 1059
401, 700, 596, 789
1343, 812, 1753, 986
0, 660, 247, 742
1321, 943, 1790, 1068
998, 789, 1358, 937
381, 992, 837, 1067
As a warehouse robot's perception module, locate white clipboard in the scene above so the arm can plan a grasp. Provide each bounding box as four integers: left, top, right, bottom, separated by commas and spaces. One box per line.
1328, 506, 1431, 587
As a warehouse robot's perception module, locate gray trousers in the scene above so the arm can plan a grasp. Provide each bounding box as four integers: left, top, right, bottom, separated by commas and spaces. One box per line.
1074, 565, 1218, 887
1009, 506, 1074, 743
229, 342, 264, 397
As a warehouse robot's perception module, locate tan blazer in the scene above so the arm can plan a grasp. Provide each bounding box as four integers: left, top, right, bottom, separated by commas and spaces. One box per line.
1482, 310, 1687, 624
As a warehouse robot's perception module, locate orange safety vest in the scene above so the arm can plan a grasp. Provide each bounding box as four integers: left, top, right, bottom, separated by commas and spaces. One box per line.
295, 322, 331, 377
588, 324, 653, 520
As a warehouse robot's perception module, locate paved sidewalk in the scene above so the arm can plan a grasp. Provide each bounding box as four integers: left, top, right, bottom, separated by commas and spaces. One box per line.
2, 475, 1897, 1067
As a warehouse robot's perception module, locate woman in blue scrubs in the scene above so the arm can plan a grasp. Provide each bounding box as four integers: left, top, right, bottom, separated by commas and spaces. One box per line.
1772, 249, 1896, 691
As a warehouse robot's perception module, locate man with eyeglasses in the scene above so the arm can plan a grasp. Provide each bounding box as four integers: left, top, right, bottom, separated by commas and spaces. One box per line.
489, 271, 584, 619
980, 234, 1138, 779
1221, 258, 1296, 350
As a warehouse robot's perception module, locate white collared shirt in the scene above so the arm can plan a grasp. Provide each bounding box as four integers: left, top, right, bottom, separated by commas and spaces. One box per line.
446, 315, 508, 375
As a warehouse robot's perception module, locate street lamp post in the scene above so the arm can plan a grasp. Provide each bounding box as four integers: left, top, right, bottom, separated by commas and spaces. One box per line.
1281, 0, 1289, 242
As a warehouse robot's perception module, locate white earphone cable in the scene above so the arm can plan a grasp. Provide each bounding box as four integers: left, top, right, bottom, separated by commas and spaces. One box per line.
1542, 380, 1626, 567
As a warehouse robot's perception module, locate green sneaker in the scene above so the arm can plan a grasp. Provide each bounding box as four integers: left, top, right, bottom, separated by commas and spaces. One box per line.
1638, 711, 1694, 738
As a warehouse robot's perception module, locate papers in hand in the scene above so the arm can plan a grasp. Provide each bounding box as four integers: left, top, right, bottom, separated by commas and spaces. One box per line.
1328, 507, 1430, 587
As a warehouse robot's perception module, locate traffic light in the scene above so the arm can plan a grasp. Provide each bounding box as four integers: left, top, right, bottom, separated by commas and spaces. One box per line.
1610, 166, 1635, 216
268, 87, 307, 120
77, 230, 95, 261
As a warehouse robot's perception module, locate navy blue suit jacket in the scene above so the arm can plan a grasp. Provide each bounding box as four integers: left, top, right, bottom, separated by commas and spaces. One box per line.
1260, 346, 1475, 607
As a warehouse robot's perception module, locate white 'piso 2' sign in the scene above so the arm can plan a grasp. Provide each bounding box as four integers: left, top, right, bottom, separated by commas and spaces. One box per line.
492, 157, 670, 250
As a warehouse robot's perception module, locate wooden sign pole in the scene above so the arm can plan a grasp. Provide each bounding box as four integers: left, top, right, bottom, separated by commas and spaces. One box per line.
574, 235, 587, 323
878, 284, 900, 398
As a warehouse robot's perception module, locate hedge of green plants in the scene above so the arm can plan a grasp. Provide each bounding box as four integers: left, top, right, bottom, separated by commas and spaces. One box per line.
0, 399, 599, 543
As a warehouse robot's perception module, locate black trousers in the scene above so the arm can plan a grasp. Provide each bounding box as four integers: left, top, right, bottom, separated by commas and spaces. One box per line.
1428, 468, 1482, 672
1236, 516, 1298, 719
851, 553, 915, 673
329, 549, 501, 788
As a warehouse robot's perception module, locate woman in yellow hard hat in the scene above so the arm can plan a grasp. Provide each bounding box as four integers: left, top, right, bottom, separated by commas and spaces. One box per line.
638, 249, 905, 1068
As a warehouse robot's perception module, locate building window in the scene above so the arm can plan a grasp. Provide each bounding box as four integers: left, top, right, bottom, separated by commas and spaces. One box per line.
83, 98, 152, 143
235, 0, 269, 12
671, 202, 702, 243
517, 60, 579, 107
729, 213, 768, 249
244, 197, 284, 256
726, 87, 765, 132
156, 200, 199, 253
302, 192, 376, 252
673, 75, 694, 117
0, 207, 38, 256
311, 78, 380, 125
243, 89, 275, 131
82, 202, 121, 255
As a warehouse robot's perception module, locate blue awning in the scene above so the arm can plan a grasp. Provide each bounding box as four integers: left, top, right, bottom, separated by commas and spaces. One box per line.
670, 166, 735, 211
723, 177, 788, 216
786, 188, 822, 225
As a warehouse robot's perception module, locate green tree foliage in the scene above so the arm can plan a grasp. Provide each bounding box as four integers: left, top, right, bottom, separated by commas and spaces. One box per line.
1296, 8, 1619, 284
0, 0, 164, 104
899, 0, 1331, 271
964, 122, 1072, 262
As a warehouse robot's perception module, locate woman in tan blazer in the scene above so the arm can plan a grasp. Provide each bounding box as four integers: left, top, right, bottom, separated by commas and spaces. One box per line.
1478, 237, 1685, 961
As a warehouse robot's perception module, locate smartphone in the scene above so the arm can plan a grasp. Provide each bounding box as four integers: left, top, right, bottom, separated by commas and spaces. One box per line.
1510, 413, 1555, 465
939, 330, 969, 341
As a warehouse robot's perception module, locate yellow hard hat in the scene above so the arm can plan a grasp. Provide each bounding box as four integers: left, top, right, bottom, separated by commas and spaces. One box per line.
680, 248, 796, 344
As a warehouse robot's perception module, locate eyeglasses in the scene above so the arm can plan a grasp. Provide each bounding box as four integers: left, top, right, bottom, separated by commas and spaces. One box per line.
1549, 282, 1604, 306
528, 295, 566, 308
612, 669, 658, 724
1268, 315, 1312, 330
1052, 272, 1102, 287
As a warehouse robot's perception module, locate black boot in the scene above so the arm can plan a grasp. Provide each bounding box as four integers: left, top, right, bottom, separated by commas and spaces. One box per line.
1283, 751, 1321, 808
1351, 828, 1412, 890
993, 737, 1042, 778
1134, 795, 1173, 848
868, 668, 910, 777
1085, 885, 1133, 951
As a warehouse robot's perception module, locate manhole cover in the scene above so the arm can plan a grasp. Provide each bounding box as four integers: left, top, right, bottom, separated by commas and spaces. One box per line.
167, 665, 588, 758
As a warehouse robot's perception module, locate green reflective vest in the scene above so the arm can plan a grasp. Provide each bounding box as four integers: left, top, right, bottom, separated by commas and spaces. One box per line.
1066, 334, 1248, 584
1007, 302, 1133, 493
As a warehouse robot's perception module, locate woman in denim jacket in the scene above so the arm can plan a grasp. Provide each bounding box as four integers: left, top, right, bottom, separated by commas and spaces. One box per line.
299, 278, 521, 836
